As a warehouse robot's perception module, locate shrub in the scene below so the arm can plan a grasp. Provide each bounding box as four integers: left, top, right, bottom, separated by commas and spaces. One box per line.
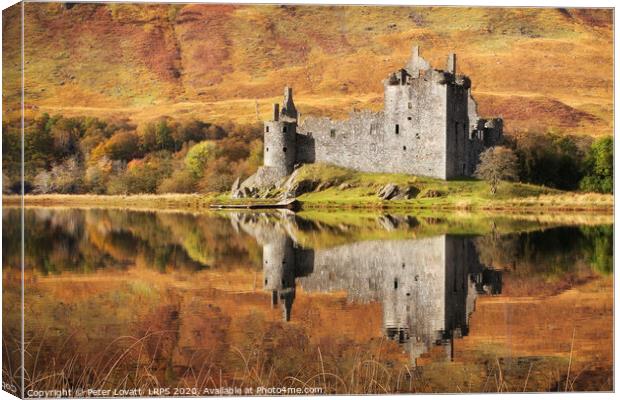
199, 157, 236, 193
157, 170, 197, 193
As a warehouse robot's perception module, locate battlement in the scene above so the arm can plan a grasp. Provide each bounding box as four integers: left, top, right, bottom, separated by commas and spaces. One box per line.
386, 46, 471, 89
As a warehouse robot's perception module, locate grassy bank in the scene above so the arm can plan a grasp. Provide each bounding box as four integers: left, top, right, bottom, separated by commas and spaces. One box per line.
4, 164, 613, 214
287, 164, 612, 212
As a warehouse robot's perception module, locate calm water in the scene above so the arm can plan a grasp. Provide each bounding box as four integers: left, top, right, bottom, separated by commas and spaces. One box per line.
2, 208, 613, 394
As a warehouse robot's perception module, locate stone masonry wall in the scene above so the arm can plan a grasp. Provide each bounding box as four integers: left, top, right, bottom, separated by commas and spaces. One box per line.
298, 69, 450, 179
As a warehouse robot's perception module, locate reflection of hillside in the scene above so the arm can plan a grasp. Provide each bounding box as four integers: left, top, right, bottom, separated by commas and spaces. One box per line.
474, 225, 613, 296
9, 209, 263, 274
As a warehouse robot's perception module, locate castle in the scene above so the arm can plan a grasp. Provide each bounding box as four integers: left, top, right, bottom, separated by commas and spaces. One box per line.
239, 44, 503, 193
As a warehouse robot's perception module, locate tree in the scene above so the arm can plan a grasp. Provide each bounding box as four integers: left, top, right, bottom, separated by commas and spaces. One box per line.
512, 132, 586, 190
50, 157, 84, 193
101, 131, 140, 161
185, 141, 216, 178
580, 136, 613, 193
475, 146, 519, 194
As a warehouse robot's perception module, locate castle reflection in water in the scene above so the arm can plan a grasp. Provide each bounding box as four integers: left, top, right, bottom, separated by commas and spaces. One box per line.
231, 211, 502, 366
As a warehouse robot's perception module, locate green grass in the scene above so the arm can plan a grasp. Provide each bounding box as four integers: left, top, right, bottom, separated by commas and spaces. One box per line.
291, 163, 562, 209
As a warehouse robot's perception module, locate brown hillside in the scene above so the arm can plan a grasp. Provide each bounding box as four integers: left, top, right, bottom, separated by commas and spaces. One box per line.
3, 4, 613, 136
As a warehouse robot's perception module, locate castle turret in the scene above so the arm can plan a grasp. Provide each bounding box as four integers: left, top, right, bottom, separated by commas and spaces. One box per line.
263, 87, 298, 176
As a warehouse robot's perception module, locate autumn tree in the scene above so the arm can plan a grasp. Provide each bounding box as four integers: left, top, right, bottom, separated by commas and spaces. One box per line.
475, 146, 519, 195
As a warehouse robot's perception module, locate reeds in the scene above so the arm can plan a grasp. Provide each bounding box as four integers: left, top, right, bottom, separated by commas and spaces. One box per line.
4, 330, 603, 396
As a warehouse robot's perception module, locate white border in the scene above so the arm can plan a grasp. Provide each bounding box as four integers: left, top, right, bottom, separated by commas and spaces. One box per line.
0, 1, 615, 400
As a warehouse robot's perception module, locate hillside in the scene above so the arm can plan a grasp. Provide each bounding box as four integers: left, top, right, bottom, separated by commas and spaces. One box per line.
3, 4, 613, 136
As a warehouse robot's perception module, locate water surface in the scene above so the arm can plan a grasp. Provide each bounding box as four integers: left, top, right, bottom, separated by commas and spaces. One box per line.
2, 208, 613, 394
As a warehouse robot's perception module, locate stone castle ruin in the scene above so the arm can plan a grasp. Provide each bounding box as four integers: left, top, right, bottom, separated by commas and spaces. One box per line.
235, 44, 503, 197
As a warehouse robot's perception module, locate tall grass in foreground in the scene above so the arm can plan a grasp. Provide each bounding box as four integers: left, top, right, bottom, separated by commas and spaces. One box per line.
3, 330, 608, 395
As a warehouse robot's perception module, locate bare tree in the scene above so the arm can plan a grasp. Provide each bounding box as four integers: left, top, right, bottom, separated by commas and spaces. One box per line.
33, 170, 53, 194
475, 146, 519, 194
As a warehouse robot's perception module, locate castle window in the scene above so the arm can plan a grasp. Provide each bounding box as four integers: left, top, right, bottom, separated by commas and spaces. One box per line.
395, 124, 399, 134
283, 147, 287, 153
282, 126, 287, 133
394, 278, 399, 290
407, 116, 412, 121
330, 129, 336, 138
265, 126, 269, 133
403, 146, 407, 151
266, 147, 269, 152
408, 102, 412, 109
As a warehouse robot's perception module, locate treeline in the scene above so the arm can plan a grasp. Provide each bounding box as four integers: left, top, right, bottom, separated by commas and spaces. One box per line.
1, 114, 613, 195
2, 114, 263, 195
505, 132, 613, 193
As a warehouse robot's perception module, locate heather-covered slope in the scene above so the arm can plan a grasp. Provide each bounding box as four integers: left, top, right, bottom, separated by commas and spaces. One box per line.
3, 4, 613, 136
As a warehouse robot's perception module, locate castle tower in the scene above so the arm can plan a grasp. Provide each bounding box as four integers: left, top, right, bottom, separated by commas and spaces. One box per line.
263, 87, 298, 176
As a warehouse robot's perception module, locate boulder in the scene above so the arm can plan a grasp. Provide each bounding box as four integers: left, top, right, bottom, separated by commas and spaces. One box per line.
393, 185, 420, 200
378, 183, 399, 200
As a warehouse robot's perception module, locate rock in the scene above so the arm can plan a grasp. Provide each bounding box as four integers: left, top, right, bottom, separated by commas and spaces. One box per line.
230, 177, 241, 198
231, 177, 241, 192
315, 181, 334, 191
280, 190, 296, 201
393, 186, 420, 200
378, 214, 399, 230
378, 183, 399, 200
290, 179, 318, 196
338, 182, 352, 190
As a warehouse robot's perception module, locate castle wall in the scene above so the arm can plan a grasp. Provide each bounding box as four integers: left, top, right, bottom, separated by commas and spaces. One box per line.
383, 69, 449, 178
298, 71, 450, 179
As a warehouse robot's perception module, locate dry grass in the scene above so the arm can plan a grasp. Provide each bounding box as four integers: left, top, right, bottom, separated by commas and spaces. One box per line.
3, 5, 612, 136
4, 333, 600, 395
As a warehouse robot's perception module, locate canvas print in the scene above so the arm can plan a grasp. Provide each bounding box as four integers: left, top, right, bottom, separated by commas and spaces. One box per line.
1, 2, 614, 397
